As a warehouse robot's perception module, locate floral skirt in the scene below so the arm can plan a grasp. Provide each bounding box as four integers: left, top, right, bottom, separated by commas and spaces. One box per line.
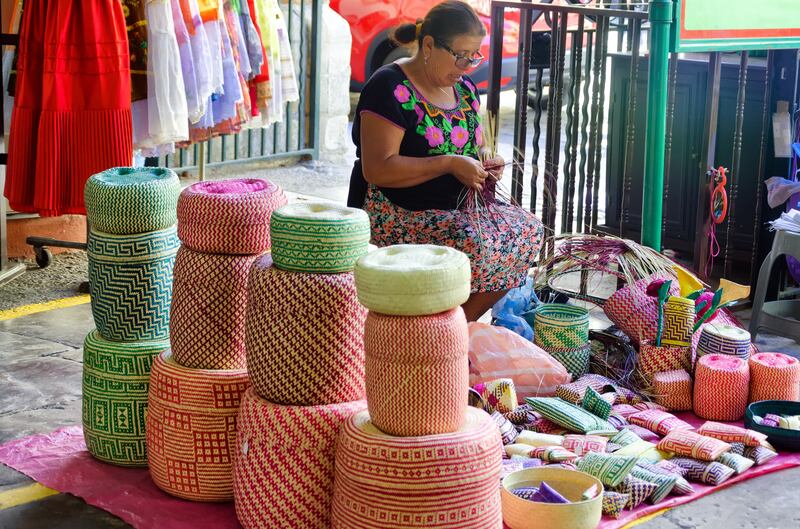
364, 186, 544, 293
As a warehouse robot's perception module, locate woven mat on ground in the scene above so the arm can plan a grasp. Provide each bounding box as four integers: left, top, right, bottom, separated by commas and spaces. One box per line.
2, 421, 800, 529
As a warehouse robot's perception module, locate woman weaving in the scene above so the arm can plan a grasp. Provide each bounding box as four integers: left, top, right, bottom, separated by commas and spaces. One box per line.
348, 0, 544, 321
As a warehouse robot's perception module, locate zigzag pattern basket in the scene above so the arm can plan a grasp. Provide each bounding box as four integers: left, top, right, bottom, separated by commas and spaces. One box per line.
533, 304, 590, 350
177, 178, 287, 255
748, 352, 800, 402
82, 330, 169, 467
270, 202, 371, 273
88, 226, 179, 341
170, 248, 258, 370
246, 255, 367, 405
696, 324, 751, 362
233, 388, 367, 529
84, 167, 180, 234
365, 308, 469, 436
331, 408, 503, 529
661, 297, 694, 347
693, 354, 750, 421
603, 275, 679, 345
146, 351, 249, 501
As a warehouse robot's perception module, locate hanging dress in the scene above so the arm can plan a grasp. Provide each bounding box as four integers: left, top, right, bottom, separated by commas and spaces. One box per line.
5, 0, 132, 216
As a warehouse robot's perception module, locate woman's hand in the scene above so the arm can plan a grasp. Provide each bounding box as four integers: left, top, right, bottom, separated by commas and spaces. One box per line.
482, 154, 505, 181
449, 155, 488, 191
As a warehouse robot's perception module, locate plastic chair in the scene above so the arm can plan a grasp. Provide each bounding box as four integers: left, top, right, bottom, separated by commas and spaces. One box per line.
749, 229, 800, 343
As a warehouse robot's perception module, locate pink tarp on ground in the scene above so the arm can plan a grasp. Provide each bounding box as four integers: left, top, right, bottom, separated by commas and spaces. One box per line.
1, 423, 799, 529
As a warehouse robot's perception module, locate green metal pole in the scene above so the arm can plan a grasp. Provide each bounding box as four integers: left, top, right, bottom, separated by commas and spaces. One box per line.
641, 0, 675, 250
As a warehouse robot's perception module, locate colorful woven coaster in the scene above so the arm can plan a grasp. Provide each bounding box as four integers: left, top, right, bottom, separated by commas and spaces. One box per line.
669, 458, 735, 485
577, 452, 638, 488
656, 430, 731, 461
628, 409, 694, 436
696, 421, 767, 447
582, 386, 612, 419
526, 397, 617, 435
474, 378, 518, 414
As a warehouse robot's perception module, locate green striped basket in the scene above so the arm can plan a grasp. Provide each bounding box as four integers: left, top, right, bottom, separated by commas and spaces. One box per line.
82, 330, 169, 466
270, 202, 371, 273
534, 304, 590, 350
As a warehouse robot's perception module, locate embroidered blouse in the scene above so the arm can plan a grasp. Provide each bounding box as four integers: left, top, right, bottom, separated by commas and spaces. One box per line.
348, 63, 484, 211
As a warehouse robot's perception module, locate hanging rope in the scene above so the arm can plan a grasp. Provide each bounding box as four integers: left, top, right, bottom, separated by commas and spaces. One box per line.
705, 166, 728, 277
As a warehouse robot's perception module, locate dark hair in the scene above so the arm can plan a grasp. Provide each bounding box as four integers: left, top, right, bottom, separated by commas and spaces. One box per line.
390, 1, 486, 48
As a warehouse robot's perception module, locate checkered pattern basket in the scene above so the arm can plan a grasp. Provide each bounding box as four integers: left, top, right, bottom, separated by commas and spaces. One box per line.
331, 408, 502, 529
549, 346, 591, 380
146, 350, 249, 501
365, 308, 469, 436
233, 388, 366, 529
170, 248, 259, 370
246, 255, 367, 405
533, 304, 590, 350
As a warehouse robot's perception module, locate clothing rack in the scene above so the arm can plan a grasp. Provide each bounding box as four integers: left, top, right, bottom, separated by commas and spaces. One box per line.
0, 7, 24, 284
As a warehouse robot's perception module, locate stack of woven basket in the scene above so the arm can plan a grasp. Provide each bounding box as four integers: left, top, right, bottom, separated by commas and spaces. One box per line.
330, 244, 504, 529
82, 167, 180, 467
233, 202, 372, 529
145, 179, 285, 501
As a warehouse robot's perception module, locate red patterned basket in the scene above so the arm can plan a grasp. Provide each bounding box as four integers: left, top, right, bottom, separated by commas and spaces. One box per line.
603, 275, 679, 346
748, 352, 800, 403
693, 354, 750, 421
365, 307, 469, 436
331, 408, 502, 529
170, 247, 259, 370
146, 350, 249, 501
233, 388, 366, 529
246, 254, 367, 405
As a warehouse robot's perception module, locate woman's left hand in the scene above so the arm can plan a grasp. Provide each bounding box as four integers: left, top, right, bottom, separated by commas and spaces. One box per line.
482, 155, 505, 181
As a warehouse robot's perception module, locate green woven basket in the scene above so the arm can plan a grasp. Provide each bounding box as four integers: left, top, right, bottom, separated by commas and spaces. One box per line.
84, 167, 180, 234
534, 304, 590, 351
82, 330, 169, 466
549, 345, 591, 380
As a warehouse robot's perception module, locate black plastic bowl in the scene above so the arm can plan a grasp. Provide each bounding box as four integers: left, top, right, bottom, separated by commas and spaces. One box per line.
744, 400, 800, 451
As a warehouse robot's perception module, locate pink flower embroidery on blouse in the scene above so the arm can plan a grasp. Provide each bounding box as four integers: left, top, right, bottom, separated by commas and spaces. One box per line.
394, 84, 411, 103
425, 126, 445, 147
414, 105, 425, 124
451, 126, 469, 149
471, 98, 480, 113
475, 125, 483, 146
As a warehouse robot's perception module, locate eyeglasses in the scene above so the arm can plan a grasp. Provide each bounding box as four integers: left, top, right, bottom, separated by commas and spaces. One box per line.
434, 38, 484, 68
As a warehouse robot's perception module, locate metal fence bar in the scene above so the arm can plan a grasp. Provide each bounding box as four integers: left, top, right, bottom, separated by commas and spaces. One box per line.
590, 16, 610, 229
576, 30, 594, 232
561, 18, 585, 233
724, 51, 749, 278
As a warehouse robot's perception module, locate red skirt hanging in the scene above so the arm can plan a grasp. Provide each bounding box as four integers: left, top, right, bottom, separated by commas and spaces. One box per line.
5, 0, 132, 217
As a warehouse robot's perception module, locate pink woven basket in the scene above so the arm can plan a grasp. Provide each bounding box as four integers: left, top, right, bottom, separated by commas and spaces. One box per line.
331, 408, 502, 529
748, 352, 800, 402
177, 178, 286, 255
170, 247, 258, 370
693, 354, 750, 421
233, 388, 366, 529
246, 254, 367, 405
603, 275, 679, 345
365, 307, 469, 436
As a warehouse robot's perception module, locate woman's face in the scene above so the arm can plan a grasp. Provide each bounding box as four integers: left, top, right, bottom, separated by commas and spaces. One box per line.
423, 33, 484, 87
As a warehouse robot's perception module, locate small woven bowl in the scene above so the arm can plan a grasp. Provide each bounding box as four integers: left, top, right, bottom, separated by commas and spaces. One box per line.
745, 400, 800, 451
501, 467, 603, 529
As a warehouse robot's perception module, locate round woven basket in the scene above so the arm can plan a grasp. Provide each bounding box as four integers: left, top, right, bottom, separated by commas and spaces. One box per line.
82, 330, 169, 467
693, 354, 750, 421
246, 254, 367, 405
603, 275, 679, 345
637, 342, 692, 382
692, 310, 757, 358
533, 304, 589, 351
146, 350, 249, 501
88, 225, 179, 341
177, 178, 287, 255
233, 388, 366, 529
354, 244, 471, 316
84, 167, 180, 234
696, 324, 751, 361
270, 202, 370, 273
365, 307, 468, 436
748, 352, 800, 403
501, 467, 603, 529
170, 247, 259, 370
331, 408, 503, 529
661, 297, 694, 347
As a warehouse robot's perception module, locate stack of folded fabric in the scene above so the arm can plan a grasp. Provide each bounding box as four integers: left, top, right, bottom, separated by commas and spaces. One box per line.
147, 178, 287, 501
534, 304, 591, 380
331, 244, 503, 528
234, 202, 371, 529
82, 167, 180, 467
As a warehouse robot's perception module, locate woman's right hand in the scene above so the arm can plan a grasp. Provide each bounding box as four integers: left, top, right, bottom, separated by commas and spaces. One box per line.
449, 155, 489, 191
